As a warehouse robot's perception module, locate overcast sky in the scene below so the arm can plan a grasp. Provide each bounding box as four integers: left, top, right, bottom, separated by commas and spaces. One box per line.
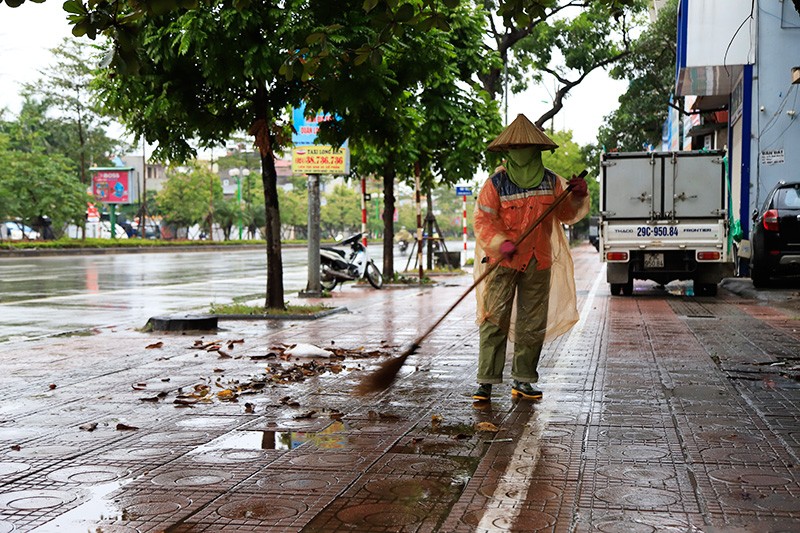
0, 2, 627, 149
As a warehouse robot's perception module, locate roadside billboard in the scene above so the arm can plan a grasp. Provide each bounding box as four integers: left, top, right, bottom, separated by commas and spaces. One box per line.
91, 167, 137, 204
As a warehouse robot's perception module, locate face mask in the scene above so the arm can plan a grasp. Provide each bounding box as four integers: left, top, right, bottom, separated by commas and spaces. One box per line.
505, 147, 544, 188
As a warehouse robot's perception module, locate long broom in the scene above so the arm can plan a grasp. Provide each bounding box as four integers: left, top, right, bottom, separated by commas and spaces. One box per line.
355, 170, 587, 395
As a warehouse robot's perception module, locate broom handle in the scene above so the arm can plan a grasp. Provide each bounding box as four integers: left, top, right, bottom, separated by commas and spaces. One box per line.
408, 174, 583, 351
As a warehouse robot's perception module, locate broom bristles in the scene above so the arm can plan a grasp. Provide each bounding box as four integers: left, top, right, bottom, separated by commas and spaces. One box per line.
354, 343, 419, 395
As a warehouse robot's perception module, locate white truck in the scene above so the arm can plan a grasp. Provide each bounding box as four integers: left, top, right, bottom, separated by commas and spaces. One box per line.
599, 150, 734, 296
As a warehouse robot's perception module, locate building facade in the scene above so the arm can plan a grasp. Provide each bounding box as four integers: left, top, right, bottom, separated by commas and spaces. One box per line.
675, 0, 800, 243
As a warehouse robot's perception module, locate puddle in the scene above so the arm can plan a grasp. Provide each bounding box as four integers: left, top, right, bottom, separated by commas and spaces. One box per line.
189, 421, 349, 453
28, 480, 128, 530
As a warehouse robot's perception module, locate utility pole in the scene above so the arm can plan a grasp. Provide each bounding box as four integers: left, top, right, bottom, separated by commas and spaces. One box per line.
302, 174, 322, 297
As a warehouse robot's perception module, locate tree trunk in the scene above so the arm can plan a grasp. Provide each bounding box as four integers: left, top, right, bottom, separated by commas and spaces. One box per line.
382, 165, 396, 280
261, 150, 285, 310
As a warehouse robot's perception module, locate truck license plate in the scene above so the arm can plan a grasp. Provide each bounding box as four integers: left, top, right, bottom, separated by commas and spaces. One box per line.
644, 253, 664, 268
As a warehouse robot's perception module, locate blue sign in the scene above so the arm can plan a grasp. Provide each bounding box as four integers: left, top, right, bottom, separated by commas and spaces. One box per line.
456, 187, 473, 196
292, 102, 332, 146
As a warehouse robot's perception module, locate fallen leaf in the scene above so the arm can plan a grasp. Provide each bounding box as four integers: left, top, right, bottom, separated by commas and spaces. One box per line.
244, 403, 255, 414
140, 397, 160, 403
217, 389, 236, 400
475, 422, 499, 433
213, 368, 225, 373
250, 353, 276, 360
145, 341, 164, 349
173, 398, 197, 406
453, 433, 471, 440
48, 384, 57, 390
131, 383, 147, 390
79, 423, 98, 432
293, 410, 317, 419
10, 445, 21, 451
116, 423, 139, 431
431, 414, 443, 428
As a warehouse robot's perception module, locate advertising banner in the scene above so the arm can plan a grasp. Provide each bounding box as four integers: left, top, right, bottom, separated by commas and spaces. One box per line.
91, 167, 136, 204
292, 102, 350, 175
292, 146, 350, 175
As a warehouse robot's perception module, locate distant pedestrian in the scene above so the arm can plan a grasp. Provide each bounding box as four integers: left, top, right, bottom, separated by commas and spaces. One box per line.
472, 114, 589, 402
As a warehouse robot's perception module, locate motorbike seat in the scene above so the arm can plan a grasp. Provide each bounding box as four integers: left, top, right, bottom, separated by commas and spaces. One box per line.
321, 246, 346, 258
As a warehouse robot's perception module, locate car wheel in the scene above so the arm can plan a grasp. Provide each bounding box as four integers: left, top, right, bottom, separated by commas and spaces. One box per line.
610, 283, 622, 296
751, 264, 770, 288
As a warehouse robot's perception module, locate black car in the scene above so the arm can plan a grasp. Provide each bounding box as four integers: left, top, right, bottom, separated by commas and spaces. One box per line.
749, 181, 800, 287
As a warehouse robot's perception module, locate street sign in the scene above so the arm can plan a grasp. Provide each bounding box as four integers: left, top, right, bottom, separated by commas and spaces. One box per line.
456, 186, 473, 196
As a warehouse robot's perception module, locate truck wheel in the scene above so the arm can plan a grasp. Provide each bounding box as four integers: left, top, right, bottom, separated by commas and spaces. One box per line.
621, 279, 633, 296
695, 282, 718, 296
610, 283, 622, 296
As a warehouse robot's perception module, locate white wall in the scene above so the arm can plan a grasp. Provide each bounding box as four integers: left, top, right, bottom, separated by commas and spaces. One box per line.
752, 0, 800, 209
686, 0, 756, 67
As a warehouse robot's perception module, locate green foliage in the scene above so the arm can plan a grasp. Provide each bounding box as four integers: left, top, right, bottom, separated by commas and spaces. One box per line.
321, 183, 361, 238
157, 163, 220, 231
542, 130, 587, 179
0, 238, 268, 250
509, 0, 646, 128
21, 38, 123, 184
277, 186, 307, 238
598, 0, 677, 152
0, 143, 88, 234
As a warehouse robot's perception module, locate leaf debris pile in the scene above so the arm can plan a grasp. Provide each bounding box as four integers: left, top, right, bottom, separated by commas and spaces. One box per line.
135, 339, 393, 407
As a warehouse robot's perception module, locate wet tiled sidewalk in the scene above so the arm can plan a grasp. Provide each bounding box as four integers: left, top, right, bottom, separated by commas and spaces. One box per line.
1, 246, 799, 531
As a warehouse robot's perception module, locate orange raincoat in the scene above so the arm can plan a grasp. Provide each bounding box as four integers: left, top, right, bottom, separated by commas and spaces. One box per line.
474, 169, 590, 342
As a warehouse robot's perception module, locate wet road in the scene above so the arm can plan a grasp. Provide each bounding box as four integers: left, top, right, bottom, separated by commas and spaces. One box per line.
0, 244, 799, 531
0, 243, 470, 343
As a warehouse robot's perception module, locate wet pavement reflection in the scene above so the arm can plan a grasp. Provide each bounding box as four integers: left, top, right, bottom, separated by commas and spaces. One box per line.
0, 244, 798, 531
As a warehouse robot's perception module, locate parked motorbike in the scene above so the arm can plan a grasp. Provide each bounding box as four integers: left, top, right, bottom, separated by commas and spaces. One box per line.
320, 233, 384, 290
398, 239, 409, 254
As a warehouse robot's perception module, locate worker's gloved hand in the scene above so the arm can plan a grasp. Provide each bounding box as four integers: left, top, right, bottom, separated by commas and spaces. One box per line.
569, 174, 588, 198
499, 240, 516, 260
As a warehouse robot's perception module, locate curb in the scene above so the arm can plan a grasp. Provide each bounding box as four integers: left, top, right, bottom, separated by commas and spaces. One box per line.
215, 306, 348, 321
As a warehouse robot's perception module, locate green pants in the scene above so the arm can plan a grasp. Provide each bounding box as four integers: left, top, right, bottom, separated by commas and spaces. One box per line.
477, 265, 551, 384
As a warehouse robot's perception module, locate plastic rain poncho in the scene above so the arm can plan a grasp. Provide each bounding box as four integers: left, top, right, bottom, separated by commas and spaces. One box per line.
474, 169, 590, 344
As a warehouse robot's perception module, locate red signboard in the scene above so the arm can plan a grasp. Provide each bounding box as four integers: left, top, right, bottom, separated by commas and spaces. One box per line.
91, 168, 136, 204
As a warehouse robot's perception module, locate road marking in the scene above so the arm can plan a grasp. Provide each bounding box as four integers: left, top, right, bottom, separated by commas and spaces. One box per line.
477, 265, 604, 532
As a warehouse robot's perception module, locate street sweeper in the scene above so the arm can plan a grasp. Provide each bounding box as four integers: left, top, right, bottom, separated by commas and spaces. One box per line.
472, 113, 590, 402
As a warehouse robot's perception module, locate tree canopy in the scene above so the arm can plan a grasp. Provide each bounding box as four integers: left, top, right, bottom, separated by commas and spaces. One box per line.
598, 0, 677, 152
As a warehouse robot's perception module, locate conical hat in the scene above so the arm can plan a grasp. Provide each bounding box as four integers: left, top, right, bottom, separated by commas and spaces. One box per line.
487, 113, 558, 152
